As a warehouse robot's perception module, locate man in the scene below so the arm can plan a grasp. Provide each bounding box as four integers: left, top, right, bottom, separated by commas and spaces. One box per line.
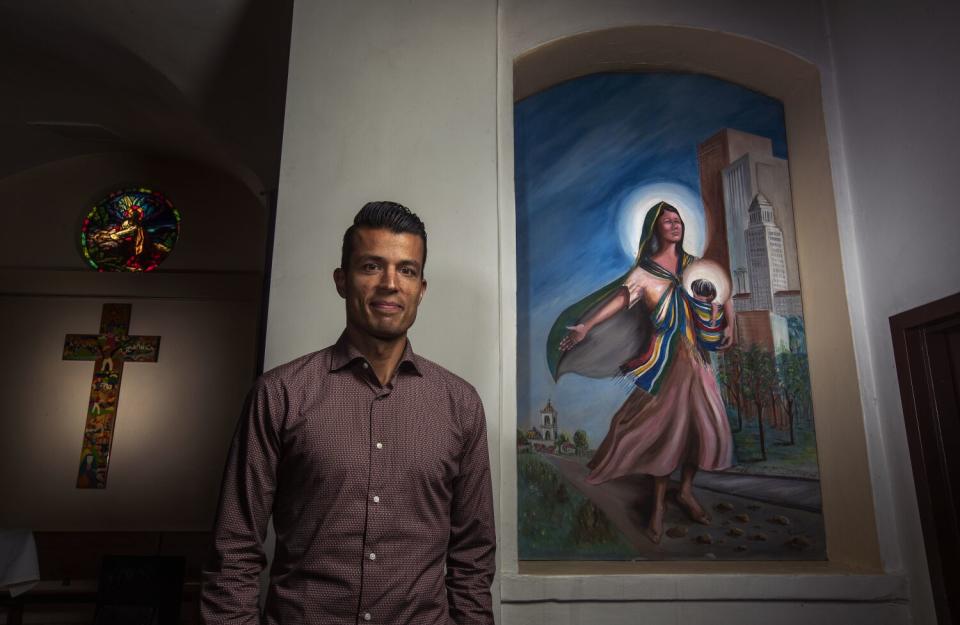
202, 202, 496, 624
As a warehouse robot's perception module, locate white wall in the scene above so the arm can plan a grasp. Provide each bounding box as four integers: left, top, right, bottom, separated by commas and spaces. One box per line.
822, 1, 960, 623
267, 1, 500, 455
267, 0, 499, 377
269, 0, 954, 623
267, 0, 500, 607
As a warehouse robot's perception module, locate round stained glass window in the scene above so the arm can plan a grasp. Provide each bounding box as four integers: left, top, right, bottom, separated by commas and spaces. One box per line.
80, 188, 181, 272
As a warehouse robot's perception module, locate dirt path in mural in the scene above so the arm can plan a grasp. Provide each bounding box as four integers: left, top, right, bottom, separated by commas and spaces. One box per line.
543, 454, 826, 559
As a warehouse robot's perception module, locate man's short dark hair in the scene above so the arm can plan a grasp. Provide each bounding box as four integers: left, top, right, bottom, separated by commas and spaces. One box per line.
341, 201, 428, 271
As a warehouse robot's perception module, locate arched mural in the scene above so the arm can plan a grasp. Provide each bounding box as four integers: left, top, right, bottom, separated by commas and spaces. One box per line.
515, 71, 825, 561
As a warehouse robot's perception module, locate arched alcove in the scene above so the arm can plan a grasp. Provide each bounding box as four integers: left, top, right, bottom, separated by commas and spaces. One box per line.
500, 24, 881, 578
0, 151, 268, 530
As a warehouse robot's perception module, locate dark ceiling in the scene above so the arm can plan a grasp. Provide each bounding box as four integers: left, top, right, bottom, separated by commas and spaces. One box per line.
0, 0, 294, 197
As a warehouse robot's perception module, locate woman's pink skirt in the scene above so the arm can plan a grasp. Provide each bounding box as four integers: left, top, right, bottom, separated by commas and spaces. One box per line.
586, 343, 733, 482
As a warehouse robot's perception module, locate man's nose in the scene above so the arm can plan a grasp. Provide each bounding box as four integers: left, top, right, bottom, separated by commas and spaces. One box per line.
378, 267, 398, 290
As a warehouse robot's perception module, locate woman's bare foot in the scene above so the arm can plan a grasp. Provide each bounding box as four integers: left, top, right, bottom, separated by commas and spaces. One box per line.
677, 490, 711, 525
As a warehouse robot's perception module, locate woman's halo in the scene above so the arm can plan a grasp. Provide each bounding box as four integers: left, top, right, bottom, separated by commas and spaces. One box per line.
617, 182, 706, 260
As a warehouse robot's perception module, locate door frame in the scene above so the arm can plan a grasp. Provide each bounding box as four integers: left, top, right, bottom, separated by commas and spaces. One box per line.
890, 290, 960, 625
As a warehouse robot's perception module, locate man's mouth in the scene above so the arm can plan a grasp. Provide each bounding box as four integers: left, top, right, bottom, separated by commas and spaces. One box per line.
370, 301, 403, 312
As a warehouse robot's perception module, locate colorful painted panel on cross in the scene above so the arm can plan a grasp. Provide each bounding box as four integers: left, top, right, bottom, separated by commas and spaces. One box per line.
63, 303, 160, 489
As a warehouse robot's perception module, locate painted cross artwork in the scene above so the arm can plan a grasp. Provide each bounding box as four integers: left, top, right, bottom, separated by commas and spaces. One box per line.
63, 303, 160, 489
515, 72, 825, 560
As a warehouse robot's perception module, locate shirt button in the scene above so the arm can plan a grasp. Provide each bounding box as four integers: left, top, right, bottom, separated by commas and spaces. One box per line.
372, 495, 380, 503
363, 613, 371, 621
375, 442, 383, 449
369, 552, 376, 561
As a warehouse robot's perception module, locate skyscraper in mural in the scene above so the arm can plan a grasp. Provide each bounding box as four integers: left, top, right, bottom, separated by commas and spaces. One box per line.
745, 193, 788, 312
697, 128, 804, 351
698, 130, 801, 291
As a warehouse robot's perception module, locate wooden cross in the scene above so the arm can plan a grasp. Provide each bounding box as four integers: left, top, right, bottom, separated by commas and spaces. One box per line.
63, 303, 160, 489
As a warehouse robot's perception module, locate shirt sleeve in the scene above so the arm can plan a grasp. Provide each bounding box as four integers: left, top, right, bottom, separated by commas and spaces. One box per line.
201, 377, 281, 625
446, 390, 497, 625
622, 265, 645, 308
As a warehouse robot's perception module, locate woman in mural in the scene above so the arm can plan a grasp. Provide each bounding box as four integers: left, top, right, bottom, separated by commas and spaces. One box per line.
552, 201, 735, 543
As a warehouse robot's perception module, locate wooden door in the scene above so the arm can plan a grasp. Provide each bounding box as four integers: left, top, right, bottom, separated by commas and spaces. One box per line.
891, 291, 960, 625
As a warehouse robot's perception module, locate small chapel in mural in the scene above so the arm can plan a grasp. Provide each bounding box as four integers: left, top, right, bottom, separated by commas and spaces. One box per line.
515, 72, 825, 560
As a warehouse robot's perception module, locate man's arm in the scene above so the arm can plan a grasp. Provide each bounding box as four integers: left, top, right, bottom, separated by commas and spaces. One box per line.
446, 391, 497, 625
201, 378, 281, 624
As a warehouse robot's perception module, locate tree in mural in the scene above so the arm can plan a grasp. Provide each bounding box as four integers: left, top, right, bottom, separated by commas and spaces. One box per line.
517, 428, 529, 449
777, 350, 811, 446
740, 345, 778, 461
573, 429, 589, 456
787, 317, 807, 355
718, 347, 746, 432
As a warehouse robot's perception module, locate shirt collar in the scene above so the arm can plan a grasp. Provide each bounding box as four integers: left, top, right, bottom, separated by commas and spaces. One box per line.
330, 331, 423, 377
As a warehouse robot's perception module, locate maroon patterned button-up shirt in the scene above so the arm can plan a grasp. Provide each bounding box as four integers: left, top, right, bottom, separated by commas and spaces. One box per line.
201, 334, 496, 625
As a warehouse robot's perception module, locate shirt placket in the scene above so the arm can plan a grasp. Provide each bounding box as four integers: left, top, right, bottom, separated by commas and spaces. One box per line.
358, 363, 391, 624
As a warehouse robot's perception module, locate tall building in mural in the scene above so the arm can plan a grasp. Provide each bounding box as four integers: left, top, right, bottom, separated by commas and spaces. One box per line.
716, 132, 801, 295
774, 290, 803, 317
735, 310, 791, 352
696, 133, 734, 268
697, 129, 787, 273
697, 129, 804, 351
745, 193, 789, 311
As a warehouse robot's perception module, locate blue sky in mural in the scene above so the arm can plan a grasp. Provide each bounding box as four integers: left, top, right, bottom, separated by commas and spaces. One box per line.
515, 72, 788, 444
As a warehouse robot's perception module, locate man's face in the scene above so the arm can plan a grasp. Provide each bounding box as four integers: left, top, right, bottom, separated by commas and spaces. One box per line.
334, 227, 427, 342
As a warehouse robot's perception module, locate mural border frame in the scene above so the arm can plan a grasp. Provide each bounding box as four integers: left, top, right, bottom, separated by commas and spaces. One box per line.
496, 24, 882, 580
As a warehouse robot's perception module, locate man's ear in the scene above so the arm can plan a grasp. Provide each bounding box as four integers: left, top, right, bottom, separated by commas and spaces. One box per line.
419, 279, 427, 304
333, 268, 346, 298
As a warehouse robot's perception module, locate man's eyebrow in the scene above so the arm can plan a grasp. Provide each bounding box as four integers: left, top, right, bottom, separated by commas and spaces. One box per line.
355, 254, 385, 263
